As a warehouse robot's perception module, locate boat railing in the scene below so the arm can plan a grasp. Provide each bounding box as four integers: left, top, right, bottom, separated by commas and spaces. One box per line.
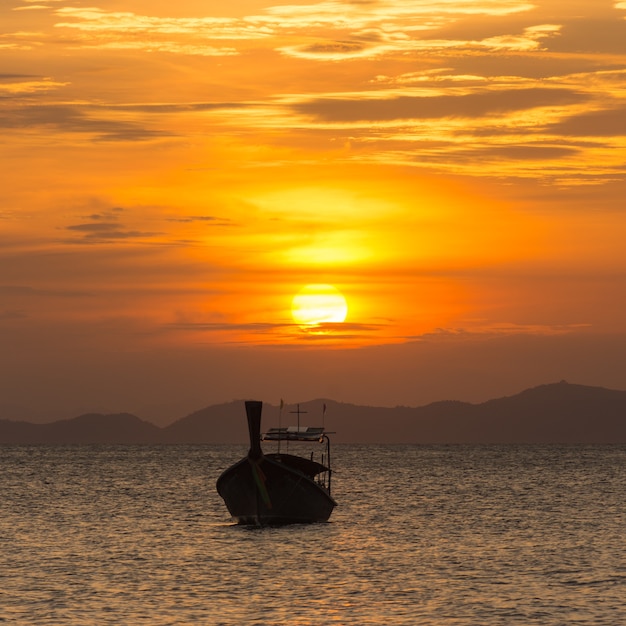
262, 427, 333, 495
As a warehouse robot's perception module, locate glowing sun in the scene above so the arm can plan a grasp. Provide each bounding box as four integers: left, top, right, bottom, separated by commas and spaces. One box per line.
291, 284, 348, 326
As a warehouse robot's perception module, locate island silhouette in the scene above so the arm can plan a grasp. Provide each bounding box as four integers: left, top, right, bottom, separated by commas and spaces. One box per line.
1, 381, 625, 444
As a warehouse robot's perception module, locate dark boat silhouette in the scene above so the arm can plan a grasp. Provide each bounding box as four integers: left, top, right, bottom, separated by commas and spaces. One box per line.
216, 400, 336, 525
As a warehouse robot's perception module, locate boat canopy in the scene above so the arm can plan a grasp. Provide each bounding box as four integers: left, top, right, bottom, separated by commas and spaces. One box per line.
262, 426, 326, 442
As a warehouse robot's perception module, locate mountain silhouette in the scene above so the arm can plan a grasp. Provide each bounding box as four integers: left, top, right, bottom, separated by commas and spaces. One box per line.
0, 412, 162, 444
161, 401, 248, 443
1, 382, 625, 444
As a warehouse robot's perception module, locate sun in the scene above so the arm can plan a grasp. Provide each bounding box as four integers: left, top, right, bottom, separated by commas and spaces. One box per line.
291, 284, 348, 326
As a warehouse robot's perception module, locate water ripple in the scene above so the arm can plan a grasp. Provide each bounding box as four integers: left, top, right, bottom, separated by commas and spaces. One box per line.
0, 444, 624, 624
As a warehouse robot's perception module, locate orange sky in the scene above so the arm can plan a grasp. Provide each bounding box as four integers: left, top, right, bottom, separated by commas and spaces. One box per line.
1, 0, 626, 424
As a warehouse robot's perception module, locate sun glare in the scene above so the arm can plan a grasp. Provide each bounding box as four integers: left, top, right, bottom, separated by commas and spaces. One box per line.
291, 284, 348, 326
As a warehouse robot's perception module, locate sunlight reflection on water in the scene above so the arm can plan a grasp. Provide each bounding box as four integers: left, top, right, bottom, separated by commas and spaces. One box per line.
0, 444, 624, 624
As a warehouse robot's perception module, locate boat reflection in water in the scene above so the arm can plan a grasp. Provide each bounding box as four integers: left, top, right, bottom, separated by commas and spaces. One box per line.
216, 400, 336, 525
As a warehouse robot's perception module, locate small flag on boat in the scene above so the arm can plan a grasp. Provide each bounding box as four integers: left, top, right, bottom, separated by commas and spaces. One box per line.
323, 403, 326, 415
280, 398, 284, 410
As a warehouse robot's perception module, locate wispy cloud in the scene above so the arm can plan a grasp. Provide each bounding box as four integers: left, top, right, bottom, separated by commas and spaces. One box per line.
260, 0, 534, 23
64, 208, 161, 244
53, 7, 260, 56
50, 1, 541, 59
0, 104, 172, 141
278, 22, 561, 60
0, 285, 93, 298
5, 0, 626, 187
166, 215, 235, 226
290, 87, 588, 122
164, 319, 389, 346
548, 106, 626, 137
13, 6, 52, 12
0, 75, 68, 94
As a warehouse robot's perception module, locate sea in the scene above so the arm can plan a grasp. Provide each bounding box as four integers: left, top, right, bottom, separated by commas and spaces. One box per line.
0, 444, 624, 625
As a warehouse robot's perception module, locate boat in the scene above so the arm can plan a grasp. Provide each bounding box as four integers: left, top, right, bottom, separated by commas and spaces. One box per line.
216, 400, 337, 525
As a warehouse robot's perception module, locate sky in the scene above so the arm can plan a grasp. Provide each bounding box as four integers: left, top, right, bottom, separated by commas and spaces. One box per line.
1, 0, 626, 425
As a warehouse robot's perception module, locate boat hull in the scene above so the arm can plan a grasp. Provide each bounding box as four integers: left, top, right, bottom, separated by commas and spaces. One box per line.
216, 455, 336, 525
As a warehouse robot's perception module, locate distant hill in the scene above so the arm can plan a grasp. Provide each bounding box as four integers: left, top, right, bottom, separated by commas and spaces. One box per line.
1, 382, 626, 444
0, 413, 162, 444
161, 401, 248, 443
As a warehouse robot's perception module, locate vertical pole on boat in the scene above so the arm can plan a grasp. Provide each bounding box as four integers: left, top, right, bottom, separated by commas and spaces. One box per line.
278, 398, 283, 454
323, 402, 326, 429
325, 435, 332, 495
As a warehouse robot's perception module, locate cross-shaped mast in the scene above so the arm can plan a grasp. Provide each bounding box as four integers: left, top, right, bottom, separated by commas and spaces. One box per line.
290, 404, 307, 430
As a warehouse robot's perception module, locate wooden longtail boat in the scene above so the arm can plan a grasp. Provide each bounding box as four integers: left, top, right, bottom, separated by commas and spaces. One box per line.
216, 400, 336, 525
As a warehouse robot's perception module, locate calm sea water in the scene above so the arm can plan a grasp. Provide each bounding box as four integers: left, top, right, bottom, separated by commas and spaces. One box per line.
0, 444, 624, 625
